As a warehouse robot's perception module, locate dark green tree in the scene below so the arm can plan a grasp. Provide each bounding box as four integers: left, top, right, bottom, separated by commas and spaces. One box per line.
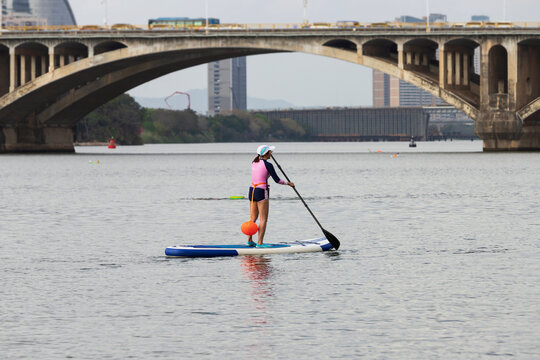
142, 108, 209, 143
76, 94, 144, 145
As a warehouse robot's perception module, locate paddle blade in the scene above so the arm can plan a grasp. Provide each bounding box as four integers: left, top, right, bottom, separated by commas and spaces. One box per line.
323, 229, 340, 250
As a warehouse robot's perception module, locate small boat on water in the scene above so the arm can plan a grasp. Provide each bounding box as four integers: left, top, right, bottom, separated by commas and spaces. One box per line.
165, 237, 334, 257
409, 137, 417, 148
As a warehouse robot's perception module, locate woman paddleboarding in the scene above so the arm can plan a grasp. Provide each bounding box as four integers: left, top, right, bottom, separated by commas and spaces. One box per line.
247, 145, 294, 247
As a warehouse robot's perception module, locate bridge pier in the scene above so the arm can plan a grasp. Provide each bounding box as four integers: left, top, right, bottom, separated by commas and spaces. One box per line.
481, 127, 540, 151
0, 122, 75, 153
474, 38, 540, 151
477, 110, 540, 151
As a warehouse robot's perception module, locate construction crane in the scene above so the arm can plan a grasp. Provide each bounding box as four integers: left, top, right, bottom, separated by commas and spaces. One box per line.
165, 91, 191, 110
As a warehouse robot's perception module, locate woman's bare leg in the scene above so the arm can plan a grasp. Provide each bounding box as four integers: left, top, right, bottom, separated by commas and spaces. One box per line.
247, 201, 259, 244
256, 199, 269, 245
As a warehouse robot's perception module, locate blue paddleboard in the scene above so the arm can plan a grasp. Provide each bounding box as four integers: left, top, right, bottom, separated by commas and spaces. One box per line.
165, 237, 334, 257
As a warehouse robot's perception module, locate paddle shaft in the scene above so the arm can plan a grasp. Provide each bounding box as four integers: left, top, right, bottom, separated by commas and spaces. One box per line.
271, 154, 325, 231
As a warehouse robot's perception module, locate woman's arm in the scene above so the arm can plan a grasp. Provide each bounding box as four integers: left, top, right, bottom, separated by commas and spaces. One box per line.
264, 160, 294, 186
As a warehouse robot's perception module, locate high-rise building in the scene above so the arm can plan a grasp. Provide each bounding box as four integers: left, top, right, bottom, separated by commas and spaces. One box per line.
471, 15, 490, 22
12, 0, 30, 13
7, 0, 76, 25
1, 0, 7, 25
372, 68, 445, 107
399, 80, 445, 106
429, 13, 447, 23
397, 15, 423, 23
208, 57, 247, 116
396, 14, 447, 24
372, 70, 387, 107
3, 0, 45, 27
373, 70, 399, 107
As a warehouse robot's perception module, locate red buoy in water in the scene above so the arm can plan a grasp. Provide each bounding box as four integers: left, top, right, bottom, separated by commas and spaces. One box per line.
241, 221, 258, 236
108, 138, 116, 149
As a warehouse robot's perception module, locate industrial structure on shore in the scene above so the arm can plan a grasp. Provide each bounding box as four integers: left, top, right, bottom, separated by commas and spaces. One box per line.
254, 107, 429, 141
254, 105, 477, 141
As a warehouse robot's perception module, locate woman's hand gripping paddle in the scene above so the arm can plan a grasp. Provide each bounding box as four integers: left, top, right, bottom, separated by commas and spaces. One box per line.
271, 154, 341, 250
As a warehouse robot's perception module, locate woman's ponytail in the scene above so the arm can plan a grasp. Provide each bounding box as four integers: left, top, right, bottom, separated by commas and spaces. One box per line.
253, 155, 260, 163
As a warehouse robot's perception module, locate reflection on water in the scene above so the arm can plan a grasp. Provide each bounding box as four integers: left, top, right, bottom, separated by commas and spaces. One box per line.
241, 256, 274, 303
241, 256, 275, 328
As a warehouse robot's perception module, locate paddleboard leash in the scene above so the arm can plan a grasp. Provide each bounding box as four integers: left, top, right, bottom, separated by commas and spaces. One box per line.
241, 182, 267, 236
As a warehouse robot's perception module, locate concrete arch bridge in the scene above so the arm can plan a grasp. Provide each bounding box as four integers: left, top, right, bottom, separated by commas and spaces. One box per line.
1, 27, 540, 152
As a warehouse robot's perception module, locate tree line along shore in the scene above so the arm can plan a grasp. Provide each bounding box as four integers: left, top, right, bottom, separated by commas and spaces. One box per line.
76, 94, 475, 145
75, 94, 308, 145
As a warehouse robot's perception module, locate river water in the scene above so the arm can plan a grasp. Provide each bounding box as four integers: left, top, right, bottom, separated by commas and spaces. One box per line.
1, 141, 539, 359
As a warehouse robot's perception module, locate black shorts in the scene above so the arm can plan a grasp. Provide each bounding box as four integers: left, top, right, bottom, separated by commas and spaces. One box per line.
248, 187, 269, 202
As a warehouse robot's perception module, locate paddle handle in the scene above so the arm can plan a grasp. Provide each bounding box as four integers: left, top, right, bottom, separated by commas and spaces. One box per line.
271, 155, 324, 232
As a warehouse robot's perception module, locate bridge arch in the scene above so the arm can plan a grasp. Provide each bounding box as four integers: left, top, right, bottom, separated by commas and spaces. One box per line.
444, 38, 480, 73
15, 42, 48, 87
15, 41, 48, 50
95, 41, 127, 55
55, 42, 89, 63
489, 45, 508, 95
363, 39, 398, 63
15, 41, 48, 53
0, 44, 9, 96
37, 48, 274, 126
517, 39, 540, 120
323, 39, 357, 52
445, 38, 479, 48
403, 38, 438, 78
441, 38, 480, 105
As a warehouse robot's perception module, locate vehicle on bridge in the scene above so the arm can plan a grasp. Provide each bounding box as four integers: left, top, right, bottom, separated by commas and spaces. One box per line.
466, 21, 483, 28
80, 25, 107, 31
148, 17, 219, 30
336, 21, 361, 29
310, 22, 333, 29
111, 23, 141, 31
368, 22, 390, 28
148, 24, 175, 30
218, 24, 245, 30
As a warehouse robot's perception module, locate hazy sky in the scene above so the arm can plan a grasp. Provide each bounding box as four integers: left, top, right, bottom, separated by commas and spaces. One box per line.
68, 0, 540, 107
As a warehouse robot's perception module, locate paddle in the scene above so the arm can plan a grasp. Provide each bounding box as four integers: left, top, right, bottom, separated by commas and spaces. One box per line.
271, 154, 341, 250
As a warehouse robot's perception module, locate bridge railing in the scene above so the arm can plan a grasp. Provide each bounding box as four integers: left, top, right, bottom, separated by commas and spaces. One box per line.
2, 21, 540, 33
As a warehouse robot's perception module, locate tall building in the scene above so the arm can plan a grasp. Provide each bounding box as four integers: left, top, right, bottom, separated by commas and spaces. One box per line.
429, 13, 447, 23
373, 68, 445, 107
1, 0, 7, 25
208, 57, 247, 116
397, 15, 423, 23
12, 0, 30, 13
396, 14, 447, 23
7, 0, 76, 25
372, 70, 399, 107
399, 80, 445, 106
3, 0, 46, 27
471, 15, 490, 22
